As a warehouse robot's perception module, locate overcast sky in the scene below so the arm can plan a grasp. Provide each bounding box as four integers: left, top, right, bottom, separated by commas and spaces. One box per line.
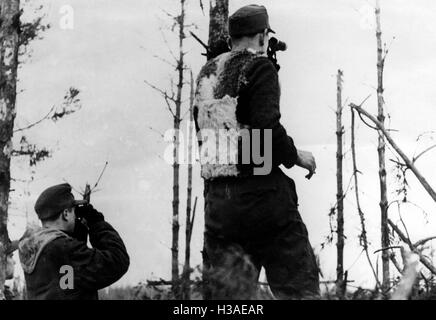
7, 0, 436, 290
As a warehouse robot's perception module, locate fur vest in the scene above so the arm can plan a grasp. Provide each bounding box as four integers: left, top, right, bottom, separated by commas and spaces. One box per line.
194, 49, 299, 180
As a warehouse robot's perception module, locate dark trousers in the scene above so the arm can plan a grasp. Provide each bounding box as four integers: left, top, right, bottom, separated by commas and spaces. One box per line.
203, 168, 320, 299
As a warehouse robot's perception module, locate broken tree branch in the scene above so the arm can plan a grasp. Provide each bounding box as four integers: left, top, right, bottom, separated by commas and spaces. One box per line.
14, 105, 55, 133
413, 236, 436, 248
189, 196, 197, 244
190, 31, 209, 56
351, 103, 436, 203
413, 144, 436, 164
91, 161, 108, 192
144, 80, 177, 119
374, 246, 403, 254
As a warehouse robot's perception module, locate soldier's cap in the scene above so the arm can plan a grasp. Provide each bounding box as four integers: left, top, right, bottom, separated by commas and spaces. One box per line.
34, 183, 88, 220
229, 4, 275, 38
5, 240, 18, 255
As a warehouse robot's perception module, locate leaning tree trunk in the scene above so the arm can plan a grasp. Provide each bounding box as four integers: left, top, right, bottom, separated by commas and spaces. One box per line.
351, 103, 436, 204
202, 0, 229, 300
335, 70, 345, 297
0, 0, 20, 299
375, 0, 390, 294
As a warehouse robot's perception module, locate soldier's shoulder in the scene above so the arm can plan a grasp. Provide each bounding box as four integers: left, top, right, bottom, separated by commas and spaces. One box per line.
43, 232, 81, 254
197, 50, 269, 79
197, 52, 230, 80
245, 54, 275, 73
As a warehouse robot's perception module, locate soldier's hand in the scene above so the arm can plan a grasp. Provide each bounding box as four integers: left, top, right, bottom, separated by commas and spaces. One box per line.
296, 150, 317, 180
73, 218, 89, 242
76, 204, 105, 225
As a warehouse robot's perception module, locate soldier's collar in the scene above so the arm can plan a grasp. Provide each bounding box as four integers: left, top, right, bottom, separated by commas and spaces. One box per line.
233, 47, 267, 57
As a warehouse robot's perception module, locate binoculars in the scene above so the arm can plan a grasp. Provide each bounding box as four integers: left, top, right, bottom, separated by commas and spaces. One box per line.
267, 37, 287, 71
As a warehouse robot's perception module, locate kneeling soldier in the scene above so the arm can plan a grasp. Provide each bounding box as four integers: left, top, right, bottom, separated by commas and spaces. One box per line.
18, 183, 129, 300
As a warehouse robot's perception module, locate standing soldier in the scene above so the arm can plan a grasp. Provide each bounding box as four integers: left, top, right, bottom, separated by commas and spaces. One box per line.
18, 183, 129, 300
194, 4, 319, 299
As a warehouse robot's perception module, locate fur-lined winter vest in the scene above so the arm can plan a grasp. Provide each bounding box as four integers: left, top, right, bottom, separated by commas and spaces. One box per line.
194, 49, 268, 180
194, 48, 299, 180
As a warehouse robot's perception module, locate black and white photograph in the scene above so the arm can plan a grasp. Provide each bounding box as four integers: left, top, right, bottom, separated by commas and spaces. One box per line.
1, 0, 436, 306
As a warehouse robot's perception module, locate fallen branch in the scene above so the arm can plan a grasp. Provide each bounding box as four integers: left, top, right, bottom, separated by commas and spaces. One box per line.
351, 103, 436, 203
373, 246, 403, 254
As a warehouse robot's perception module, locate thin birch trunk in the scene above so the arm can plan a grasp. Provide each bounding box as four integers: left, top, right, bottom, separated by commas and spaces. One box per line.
335, 70, 345, 296
202, 0, 229, 299
171, 0, 186, 297
375, 0, 390, 293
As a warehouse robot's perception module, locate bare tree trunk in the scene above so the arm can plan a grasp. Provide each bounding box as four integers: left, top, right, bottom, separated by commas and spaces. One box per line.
144, 0, 189, 298
182, 71, 195, 300
171, 0, 186, 298
375, 0, 390, 293
0, 0, 20, 299
207, 0, 229, 60
201, 0, 229, 299
335, 70, 345, 297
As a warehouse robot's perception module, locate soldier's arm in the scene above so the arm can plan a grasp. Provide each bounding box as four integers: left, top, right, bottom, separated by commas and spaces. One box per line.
244, 57, 299, 168
64, 215, 130, 291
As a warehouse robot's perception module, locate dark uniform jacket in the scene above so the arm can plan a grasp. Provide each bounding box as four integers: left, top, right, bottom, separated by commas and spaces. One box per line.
18, 220, 129, 300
